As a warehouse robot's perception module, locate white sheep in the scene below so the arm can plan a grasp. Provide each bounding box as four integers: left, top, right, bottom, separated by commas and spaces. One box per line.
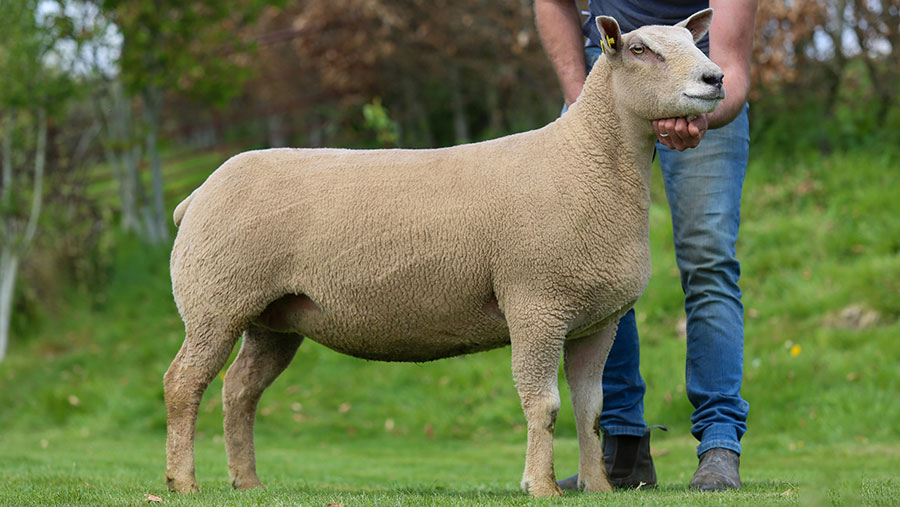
165, 10, 723, 497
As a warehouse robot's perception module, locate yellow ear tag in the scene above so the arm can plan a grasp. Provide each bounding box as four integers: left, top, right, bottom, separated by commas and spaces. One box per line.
606, 35, 616, 49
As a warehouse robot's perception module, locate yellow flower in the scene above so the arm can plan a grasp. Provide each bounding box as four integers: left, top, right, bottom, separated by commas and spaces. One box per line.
790, 344, 802, 357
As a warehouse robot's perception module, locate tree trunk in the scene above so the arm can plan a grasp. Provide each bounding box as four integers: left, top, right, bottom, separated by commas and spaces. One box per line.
401, 77, 434, 148
450, 65, 470, 145
103, 81, 142, 235
142, 86, 168, 243
824, 0, 847, 118
267, 112, 287, 148
1, 110, 12, 204
0, 108, 46, 364
307, 111, 325, 148
0, 111, 16, 362
862, 59, 894, 125
23, 108, 46, 246
486, 85, 505, 138
0, 245, 19, 363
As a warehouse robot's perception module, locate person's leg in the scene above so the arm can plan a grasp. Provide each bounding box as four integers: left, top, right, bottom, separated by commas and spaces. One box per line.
656, 105, 751, 459
596, 309, 668, 489
597, 309, 647, 436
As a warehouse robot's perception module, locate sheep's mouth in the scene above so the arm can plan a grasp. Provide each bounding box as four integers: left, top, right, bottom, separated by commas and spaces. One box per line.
683, 91, 725, 101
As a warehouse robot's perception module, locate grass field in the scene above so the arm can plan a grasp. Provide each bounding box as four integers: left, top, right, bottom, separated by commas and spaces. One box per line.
1, 148, 898, 505
2, 429, 898, 505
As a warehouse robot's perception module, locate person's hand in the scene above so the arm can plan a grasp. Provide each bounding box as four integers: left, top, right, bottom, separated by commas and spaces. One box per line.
652, 114, 709, 151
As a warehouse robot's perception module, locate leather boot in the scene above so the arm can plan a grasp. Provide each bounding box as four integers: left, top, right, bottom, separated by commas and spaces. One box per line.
689, 447, 741, 491
558, 425, 667, 491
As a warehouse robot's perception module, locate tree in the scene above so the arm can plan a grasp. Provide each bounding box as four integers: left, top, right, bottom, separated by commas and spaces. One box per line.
750, 0, 900, 154
0, 0, 74, 362
93, 0, 282, 243
244, 0, 557, 149
846, 0, 900, 123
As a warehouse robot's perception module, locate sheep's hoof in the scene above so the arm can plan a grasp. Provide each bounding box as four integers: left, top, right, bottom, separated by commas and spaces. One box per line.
166, 475, 200, 493
231, 475, 264, 490
579, 475, 614, 493
522, 478, 564, 497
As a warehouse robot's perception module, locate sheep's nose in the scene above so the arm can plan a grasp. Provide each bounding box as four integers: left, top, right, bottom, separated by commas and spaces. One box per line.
702, 72, 724, 88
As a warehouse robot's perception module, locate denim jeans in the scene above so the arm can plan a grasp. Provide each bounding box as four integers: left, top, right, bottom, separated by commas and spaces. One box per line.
575, 46, 750, 456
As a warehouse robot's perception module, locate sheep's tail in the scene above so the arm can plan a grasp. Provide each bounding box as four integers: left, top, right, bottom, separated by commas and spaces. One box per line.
173, 191, 195, 227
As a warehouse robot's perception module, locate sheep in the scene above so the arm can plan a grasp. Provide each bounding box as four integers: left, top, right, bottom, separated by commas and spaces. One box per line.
164, 9, 724, 498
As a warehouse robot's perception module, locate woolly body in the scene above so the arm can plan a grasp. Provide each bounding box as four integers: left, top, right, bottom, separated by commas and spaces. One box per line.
171, 107, 649, 361
165, 10, 724, 498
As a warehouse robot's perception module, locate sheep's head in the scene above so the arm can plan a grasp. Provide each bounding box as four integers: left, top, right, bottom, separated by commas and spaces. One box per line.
597, 9, 724, 121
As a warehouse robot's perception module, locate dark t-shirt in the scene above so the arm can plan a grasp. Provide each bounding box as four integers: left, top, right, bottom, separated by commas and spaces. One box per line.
584, 0, 710, 55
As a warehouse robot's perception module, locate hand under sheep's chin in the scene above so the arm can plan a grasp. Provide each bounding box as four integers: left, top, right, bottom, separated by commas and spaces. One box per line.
650, 114, 710, 151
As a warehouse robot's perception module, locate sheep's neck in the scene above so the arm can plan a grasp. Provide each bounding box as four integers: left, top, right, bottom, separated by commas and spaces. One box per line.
556, 58, 656, 195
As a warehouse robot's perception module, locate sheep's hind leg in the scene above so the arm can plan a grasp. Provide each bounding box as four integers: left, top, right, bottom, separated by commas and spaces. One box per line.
563, 323, 617, 493
223, 325, 303, 489
509, 316, 566, 497
165, 320, 241, 493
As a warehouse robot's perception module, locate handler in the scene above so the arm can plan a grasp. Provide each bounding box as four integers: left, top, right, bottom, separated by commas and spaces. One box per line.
535, 0, 758, 491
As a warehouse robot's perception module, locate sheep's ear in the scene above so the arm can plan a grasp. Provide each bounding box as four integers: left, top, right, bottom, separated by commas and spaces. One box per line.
676, 8, 713, 44
595, 16, 622, 57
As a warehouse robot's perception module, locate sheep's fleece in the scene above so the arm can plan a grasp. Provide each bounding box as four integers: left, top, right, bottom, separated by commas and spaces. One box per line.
164, 9, 725, 498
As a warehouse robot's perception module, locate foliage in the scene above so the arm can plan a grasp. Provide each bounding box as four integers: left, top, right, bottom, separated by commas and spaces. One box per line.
751, 0, 900, 157
228, 0, 558, 149
0, 0, 76, 112
0, 0, 86, 362
362, 98, 399, 148
97, 0, 280, 105
70, 0, 291, 244
0, 147, 896, 448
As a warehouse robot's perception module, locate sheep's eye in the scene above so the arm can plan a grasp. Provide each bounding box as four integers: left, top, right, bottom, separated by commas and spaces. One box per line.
630, 43, 645, 55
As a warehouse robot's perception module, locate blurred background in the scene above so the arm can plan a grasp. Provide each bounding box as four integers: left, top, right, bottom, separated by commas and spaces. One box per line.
0, 0, 898, 502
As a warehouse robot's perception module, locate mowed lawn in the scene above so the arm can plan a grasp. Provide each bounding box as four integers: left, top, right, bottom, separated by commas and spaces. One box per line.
2, 429, 897, 505
1, 150, 898, 505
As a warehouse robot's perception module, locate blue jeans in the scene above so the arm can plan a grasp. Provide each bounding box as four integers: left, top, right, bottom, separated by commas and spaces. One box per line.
575, 46, 750, 456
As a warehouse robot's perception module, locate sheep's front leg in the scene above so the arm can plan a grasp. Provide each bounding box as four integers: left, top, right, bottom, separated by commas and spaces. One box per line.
563, 323, 617, 493
509, 318, 566, 497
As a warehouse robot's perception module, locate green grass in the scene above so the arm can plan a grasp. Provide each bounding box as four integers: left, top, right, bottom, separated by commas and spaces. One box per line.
1, 148, 899, 504
1, 430, 897, 505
